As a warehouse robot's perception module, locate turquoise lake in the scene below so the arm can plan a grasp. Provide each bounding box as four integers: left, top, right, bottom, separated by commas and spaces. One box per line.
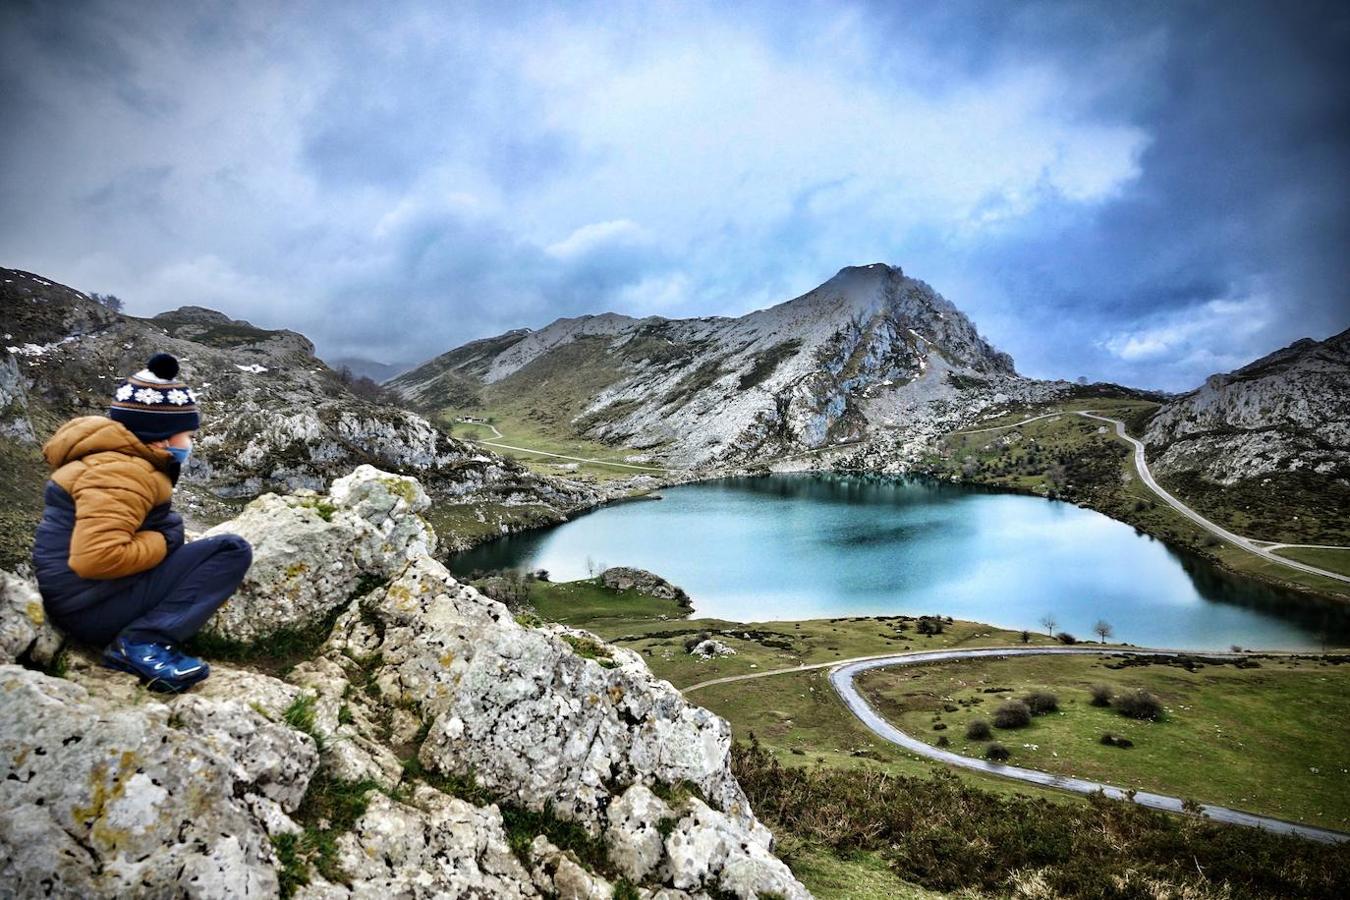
450, 474, 1348, 652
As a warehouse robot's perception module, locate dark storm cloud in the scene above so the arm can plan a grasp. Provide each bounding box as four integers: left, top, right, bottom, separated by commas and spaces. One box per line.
0, 0, 1345, 389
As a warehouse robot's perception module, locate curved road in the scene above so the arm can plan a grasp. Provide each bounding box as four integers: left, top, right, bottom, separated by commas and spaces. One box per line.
1075, 412, 1350, 584
828, 646, 1349, 844
951, 410, 1350, 584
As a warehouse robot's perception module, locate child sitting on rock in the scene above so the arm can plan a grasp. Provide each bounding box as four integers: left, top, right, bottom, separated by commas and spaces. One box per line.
31, 352, 253, 692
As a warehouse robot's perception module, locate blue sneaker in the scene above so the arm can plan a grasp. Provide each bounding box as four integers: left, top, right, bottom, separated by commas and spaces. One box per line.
102, 637, 210, 692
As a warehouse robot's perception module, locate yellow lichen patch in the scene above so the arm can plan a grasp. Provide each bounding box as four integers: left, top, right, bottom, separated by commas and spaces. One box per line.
24, 601, 45, 625
439, 652, 455, 668
607, 684, 625, 704
377, 476, 419, 506
78, 749, 142, 851
284, 562, 309, 578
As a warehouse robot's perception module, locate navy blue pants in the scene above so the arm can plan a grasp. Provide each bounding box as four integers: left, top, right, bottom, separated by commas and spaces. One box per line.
55, 534, 253, 647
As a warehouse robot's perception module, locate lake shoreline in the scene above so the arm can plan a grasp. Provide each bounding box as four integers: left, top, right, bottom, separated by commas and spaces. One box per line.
450, 472, 1350, 653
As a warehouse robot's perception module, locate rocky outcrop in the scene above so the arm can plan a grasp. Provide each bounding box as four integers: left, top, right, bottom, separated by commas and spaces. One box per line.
1144, 328, 1350, 484
0, 464, 809, 899
0, 661, 319, 898
199, 465, 437, 641
600, 566, 691, 603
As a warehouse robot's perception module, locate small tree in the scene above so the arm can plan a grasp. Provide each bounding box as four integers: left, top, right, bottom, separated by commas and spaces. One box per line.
1019, 630, 1031, 644
1093, 620, 1113, 643
1039, 614, 1057, 637
90, 291, 124, 312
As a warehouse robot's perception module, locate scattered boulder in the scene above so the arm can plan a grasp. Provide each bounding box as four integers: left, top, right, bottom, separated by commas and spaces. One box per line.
689, 638, 736, 658
599, 566, 691, 604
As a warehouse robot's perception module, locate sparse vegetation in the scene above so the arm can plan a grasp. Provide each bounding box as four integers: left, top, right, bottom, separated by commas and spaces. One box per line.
1023, 690, 1059, 715
733, 737, 1350, 899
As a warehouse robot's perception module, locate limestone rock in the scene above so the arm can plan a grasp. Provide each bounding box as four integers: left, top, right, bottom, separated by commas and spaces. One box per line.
528, 835, 613, 899
331, 784, 538, 898
600, 566, 691, 603
0, 665, 293, 897
664, 798, 810, 899
331, 555, 752, 836
0, 569, 62, 666
689, 639, 736, 658
199, 464, 435, 641
605, 784, 675, 883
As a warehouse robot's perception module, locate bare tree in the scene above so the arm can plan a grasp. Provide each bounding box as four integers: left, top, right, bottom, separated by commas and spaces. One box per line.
91, 292, 124, 312
1039, 614, 1057, 637
1094, 619, 1113, 643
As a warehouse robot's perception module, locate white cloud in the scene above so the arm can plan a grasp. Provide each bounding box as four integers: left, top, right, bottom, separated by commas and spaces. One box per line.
1099, 293, 1275, 364
545, 219, 650, 260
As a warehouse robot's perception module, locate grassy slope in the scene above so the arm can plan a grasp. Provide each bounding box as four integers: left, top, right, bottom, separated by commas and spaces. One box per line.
438, 408, 661, 483
855, 653, 1350, 830
0, 436, 48, 572
923, 399, 1350, 601
1273, 546, 1350, 577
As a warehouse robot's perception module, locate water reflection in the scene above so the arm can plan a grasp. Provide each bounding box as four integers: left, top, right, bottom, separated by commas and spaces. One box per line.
450, 474, 1349, 651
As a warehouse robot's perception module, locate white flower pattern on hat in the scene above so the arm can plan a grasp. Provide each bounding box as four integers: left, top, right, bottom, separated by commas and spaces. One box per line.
166, 388, 190, 405
115, 384, 134, 401
133, 387, 164, 405
186, 388, 198, 401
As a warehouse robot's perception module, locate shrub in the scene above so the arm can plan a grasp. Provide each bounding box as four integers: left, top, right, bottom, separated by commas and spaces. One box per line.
1019, 630, 1031, 643
1115, 689, 1163, 720
965, 719, 992, 741
933, 722, 947, 731
935, 735, 950, 748
1055, 631, 1078, 644
1023, 691, 1059, 715
916, 617, 945, 636
1100, 733, 1134, 749
992, 700, 1032, 729
984, 742, 1010, 761
1089, 684, 1114, 707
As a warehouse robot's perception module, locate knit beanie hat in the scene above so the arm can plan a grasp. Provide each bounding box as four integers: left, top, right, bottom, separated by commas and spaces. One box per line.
108, 352, 202, 443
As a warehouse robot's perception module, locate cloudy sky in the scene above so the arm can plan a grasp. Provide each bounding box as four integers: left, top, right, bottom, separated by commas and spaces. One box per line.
2, 0, 1346, 390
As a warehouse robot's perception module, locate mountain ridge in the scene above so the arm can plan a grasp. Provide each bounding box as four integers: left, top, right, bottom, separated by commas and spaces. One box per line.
389, 262, 1036, 467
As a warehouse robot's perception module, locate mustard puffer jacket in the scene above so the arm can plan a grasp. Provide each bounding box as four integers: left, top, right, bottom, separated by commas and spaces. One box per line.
32, 416, 179, 593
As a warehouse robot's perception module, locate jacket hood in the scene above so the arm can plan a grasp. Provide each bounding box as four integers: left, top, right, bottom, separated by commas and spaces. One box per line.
42, 415, 173, 471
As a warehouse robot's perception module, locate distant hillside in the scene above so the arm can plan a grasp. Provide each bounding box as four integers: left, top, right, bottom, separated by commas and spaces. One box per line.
1144, 328, 1350, 484
388, 263, 1072, 467
323, 355, 415, 383
0, 268, 654, 569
